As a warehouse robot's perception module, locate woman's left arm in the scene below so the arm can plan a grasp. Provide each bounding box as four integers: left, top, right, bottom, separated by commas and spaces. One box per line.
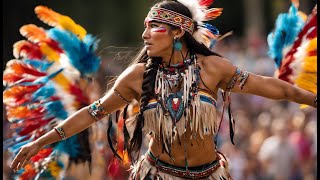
232, 73, 317, 107
212, 56, 317, 108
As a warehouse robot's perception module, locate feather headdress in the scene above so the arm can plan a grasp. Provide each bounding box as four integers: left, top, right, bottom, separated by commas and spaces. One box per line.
3, 5, 101, 179
177, 0, 226, 48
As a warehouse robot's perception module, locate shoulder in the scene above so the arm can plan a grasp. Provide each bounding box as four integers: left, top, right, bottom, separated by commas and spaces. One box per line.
197, 54, 238, 88
113, 63, 146, 100
197, 54, 236, 78
124, 63, 146, 76
117, 63, 146, 81
198, 54, 233, 70
114, 63, 146, 88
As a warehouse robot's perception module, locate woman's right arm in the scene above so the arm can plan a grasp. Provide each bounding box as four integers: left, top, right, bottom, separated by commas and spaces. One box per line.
10, 63, 145, 171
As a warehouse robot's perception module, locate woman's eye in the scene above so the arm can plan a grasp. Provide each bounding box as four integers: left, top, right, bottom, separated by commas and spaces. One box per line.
150, 24, 158, 28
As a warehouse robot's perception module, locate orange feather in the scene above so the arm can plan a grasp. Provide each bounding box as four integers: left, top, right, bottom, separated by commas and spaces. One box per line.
205, 8, 223, 21
34, 6, 60, 27
35, 5, 87, 39
3, 84, 43, 105
20, 24, 48, 43
6, 105, 44, 120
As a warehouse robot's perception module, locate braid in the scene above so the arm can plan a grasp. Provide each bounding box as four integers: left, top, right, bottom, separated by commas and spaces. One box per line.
128, 57, 161, 162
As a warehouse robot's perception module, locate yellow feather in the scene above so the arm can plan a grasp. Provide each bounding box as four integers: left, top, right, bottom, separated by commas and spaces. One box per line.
294, 78, 317, 93
48, 161, 63, 177
39, 44, 60, 62
58, 16, 87, 40
299, 104, 309, 109
302, 56, 317, 72
306, 38, 317, 52
293, 37, 317, 94
52, 73, 72, 91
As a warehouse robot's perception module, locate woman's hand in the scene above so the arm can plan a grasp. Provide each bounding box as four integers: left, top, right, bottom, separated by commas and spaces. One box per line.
10, 141, 44, 172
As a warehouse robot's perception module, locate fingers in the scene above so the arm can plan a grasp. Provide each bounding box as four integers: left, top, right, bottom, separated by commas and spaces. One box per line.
20, 154, 32, 170
17, 153, 29, 171
10, 149, 28, 172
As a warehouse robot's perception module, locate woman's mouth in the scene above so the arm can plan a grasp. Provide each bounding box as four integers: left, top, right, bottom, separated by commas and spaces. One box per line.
144, 42, 152, 47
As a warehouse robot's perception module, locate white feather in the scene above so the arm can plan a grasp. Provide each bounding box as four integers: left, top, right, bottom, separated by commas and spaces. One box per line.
177, 0, 206, 22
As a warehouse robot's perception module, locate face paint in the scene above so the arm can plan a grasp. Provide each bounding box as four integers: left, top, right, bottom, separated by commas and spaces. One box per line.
151, 26, 167, 33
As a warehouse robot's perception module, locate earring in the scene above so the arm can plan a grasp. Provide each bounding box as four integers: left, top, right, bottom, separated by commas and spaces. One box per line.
173, 37, 182, 51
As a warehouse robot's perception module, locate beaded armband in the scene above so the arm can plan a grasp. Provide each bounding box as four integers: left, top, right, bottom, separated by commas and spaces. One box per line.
88, 100, 110, 122
114, 89, 131, 104
54, 126, 67, 140
226, 68, 241, 91
226, 68, 250, 91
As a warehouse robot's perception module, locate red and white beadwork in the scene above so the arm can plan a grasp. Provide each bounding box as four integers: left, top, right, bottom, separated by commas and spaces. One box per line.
146, 7, 195, 34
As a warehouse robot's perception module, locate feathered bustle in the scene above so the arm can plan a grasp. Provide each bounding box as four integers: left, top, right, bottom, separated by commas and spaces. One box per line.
268, 2, 317, 108
3, 5, 101, 179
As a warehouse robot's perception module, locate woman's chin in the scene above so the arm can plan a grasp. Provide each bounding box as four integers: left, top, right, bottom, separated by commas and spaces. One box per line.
146, 50, 156, 57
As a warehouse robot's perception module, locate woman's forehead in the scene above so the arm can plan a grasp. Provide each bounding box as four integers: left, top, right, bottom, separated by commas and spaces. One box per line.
144, 20, 163, 25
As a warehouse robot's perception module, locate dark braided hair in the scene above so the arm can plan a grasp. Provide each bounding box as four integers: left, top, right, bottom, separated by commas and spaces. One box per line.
127, 53, 162, 161
127, 0, 222, 162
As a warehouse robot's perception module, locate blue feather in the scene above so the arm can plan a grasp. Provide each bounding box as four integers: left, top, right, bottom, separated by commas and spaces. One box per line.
8, 137, 34, 154
267, 4, 305, 68
23, 59, 53, 72
3, 135, 30, 150
35, 170, 55, 180
202, 23, 220, 35
43, 101, 68, 119
54, 135, 80, 158
83, 34, 100, 51
47, 28, 101, 75
31, 82, 56, 101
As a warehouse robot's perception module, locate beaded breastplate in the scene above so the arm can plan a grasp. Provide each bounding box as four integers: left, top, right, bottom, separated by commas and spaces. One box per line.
142, 53, 218, 155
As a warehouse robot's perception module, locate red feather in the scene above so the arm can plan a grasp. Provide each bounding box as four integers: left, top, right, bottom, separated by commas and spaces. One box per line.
3, 73, 37, 85
11, 117, 53, 136
69, 83, 89, 106
199, 0, 214, 6
5, 60, 47, 76
13, 40, 43, 59
46, 39, 64, 54
30, 148, 53, 163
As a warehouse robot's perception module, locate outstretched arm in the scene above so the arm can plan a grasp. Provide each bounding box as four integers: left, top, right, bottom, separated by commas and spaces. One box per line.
231, 73, 316, 107
216, 57, 316, 107
10, 63, 144, 171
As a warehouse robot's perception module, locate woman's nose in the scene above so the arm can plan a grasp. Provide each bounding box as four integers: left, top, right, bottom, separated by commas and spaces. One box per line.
142, 28, 150, 40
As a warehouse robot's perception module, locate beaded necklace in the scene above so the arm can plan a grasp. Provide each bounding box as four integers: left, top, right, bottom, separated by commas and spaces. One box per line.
155, 52, 200, 124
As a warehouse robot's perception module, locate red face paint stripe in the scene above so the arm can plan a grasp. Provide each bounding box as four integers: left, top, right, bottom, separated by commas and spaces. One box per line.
152, 27, 167, 32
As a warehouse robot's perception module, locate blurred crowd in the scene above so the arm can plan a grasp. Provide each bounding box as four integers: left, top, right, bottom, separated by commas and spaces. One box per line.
3, 36, 317, 180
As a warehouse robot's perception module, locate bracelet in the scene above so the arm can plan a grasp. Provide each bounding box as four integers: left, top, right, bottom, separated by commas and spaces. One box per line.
239, 71, 249, 90
88, 100, 110, 121
114, 89, 131, 104
54, 127, 67, 140
314, 97, 317, 108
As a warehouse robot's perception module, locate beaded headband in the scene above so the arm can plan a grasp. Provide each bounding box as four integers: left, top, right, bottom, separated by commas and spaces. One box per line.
145, 7, 195, 34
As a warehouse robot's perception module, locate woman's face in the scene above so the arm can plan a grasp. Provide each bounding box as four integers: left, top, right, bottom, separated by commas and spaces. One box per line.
142, 21, 175, 57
